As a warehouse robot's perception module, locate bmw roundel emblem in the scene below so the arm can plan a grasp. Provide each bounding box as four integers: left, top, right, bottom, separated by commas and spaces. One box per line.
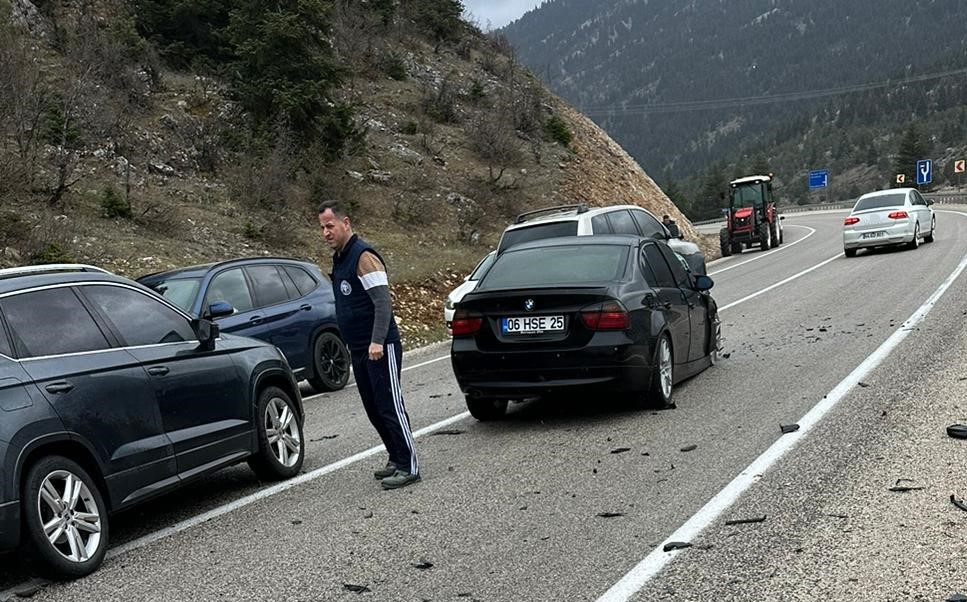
524, 298, 535, 311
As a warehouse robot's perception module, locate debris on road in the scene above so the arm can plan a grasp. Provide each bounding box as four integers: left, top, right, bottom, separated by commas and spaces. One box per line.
430, 429, 467, 436
946, 424, 967, 439
363, 511, 374, 519
951, 494, 967, 513
725, 516, 767, 526
343, 583, 371, 593
722, 353, 732, 359
611, 447, 632, 454
680, 444, 698, 452
889, 479, 924, 493
412, 560, 434, 570
858, 381, 870, 388
311, 434, 339, 441
596, 512, 625, 518
291, 519, 303, 525
780, 424, 800, 434
663, 541, 692, 552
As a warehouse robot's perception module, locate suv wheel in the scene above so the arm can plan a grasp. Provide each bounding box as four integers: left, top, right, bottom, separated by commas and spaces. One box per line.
308, 332, 350, 392
248, 386, 305, 480
23, 456, 109, 579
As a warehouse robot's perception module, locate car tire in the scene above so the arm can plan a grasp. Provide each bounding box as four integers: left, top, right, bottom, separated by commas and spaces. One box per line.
248, 386, 305, 481
731, 243, 742, 255
466, 396, 507, 421
769, 222, 779, 249
646, 334, 675, 409
778, 225, 784, 245
308, 332, 351, 392
719, 229, 732, 257
924, 217, 936, 243
759, 224, 771, 251
844, 248, 857, 258
907, 223, 920, 250
22, 455, 109, 579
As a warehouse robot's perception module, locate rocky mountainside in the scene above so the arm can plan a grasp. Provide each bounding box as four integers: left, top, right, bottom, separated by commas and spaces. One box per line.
504, 0, 967, 213
0, 0, 699, 345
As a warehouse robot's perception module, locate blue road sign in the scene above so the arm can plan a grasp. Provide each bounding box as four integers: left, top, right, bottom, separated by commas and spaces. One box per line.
916, 159, 933, 185
808, 169, 829, 189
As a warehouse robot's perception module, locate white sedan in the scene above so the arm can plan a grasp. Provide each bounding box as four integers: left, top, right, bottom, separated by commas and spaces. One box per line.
444, 251, 496, 332
843, 188, 935, 257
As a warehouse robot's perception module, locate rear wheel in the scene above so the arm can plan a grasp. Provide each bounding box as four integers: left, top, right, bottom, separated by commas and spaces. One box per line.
719, 229, 732, 257
924, 217, 936, 243
907, 223, 920, 250
759, 224, 772, 251
769, 221, 779, 249
731, 243, 742, 255
22, 456, 109, 579
308, 332, 350, 392
844, 248, 857, 258
249, 386, 305, 480
646, 334, 674, 409
466, 397, 507, 421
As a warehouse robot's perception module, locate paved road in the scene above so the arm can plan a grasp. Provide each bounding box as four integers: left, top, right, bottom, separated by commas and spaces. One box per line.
4, 210, 967, 601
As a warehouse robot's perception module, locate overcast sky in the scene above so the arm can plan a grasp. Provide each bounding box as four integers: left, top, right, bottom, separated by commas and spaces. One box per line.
463, 0, 544, 30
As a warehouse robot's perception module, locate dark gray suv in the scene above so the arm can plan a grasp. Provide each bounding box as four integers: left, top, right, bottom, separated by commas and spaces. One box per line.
0, 265, 305, 578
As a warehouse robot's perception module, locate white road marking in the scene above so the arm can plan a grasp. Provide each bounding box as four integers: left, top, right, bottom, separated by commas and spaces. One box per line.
596, 235, 967, 602
302, 351, 451, 401
719, 253, 843, 312
708, 226, 816, 276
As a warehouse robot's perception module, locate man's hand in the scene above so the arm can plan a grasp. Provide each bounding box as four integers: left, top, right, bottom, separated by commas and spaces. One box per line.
368, 342, 384, 361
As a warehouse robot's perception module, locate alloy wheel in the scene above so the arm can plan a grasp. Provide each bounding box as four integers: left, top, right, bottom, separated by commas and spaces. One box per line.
659, 337, 673, 399
318, 336, 350, 387
264, 397, 302, 467
37, 470, 102, 563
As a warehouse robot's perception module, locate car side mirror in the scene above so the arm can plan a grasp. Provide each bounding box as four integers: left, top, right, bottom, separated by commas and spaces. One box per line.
780, 215, 786, 220
926, 198, 935, 206
206, 300, 235, 319
693, 275, 714, 292
192, 318, 220, 351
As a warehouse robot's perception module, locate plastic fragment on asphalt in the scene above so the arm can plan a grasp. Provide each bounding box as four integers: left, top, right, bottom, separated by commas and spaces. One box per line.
890, 478, 924, 492
680, 444, 698, 452
725, 516, 767, 526
430, 429, 466, 436
611, 447, 632, 454
858, 381, 870, 388
780, 424, 800, 434
951, 495, 967, 513
363, 511, 374, 519
663, 542, 692, 552
722, 353, 731, 359
343, 584, 371, 593
597, 512, 624, 518
412, 560, 434, 570
291, 519, 303, 525
946, 424, 967, 439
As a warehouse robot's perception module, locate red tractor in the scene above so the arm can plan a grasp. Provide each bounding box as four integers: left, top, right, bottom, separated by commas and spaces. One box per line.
719, 174, 784, 256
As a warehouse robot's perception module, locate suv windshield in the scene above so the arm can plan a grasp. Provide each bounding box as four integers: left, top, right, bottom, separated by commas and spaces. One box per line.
731, 184, 764, 209
144, 277, 201, 311
498, 222, 578, 252
481, 244, 628, 289
853, 193, 906, 212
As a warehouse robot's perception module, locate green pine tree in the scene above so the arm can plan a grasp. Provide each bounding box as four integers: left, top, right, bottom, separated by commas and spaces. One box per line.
893, 123, 926, 188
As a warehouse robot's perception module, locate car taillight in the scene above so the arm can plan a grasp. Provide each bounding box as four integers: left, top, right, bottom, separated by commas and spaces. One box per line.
580, 300, 629, 330
844, 217, 860, 226
451, 311, 482, 336
888, 211, 909, 219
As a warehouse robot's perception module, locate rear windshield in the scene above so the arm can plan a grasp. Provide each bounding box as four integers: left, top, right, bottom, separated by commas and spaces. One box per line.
469, 253, 496, 281
481, 244, 629, 289
854, 193, 907, 212
143, 277, 201, 311
498, 222, 578, 252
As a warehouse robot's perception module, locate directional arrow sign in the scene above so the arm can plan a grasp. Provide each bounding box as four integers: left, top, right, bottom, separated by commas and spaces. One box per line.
808, 169, 828, 189
896, 174, 905, 184
955, 159, 966, 174
917, 159, 932, 185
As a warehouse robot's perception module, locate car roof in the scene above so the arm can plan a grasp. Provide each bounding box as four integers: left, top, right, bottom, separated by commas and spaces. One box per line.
858, 188, 913, 199
0, 265, 142, 296
506, 204, 654, 230
138, 256, 314, 283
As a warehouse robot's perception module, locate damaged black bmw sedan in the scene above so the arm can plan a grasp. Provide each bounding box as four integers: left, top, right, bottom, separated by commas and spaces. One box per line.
450, 236, 720, 420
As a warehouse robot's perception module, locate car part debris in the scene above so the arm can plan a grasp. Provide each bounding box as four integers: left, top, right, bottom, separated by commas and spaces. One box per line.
725, 516, 767, 526
951, 494, 967, 513
430, 429, 466, 436
611, 447, 631, 454
946, 424, 967, 439
680, 444, 698, 452
343, 584, 371, 593
597, 512, 624, 518
663, 541, 692, 552
890, 478, 924, 492
858, 382, 870, 388
780, 424, 800, 434
412, 560, 434, 570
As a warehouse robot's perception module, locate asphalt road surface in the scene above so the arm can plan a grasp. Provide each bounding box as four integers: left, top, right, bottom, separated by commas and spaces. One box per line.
4, 210, 967, 601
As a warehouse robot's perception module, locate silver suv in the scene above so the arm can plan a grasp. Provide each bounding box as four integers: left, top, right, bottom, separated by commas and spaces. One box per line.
497, 204, 706, 274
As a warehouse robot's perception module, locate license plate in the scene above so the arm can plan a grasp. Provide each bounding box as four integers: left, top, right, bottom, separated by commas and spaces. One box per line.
861, 231, 886, 239
501, 315, 565, 334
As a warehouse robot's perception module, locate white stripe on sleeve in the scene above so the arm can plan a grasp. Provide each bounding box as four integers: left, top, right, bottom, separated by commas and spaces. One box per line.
359, 271, 389, 290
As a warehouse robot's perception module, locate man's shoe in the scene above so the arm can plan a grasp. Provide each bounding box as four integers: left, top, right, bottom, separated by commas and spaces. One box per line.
374, 462, 397, 480
381, 470, 421, 490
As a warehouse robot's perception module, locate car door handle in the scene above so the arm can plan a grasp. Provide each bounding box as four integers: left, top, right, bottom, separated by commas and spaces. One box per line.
45, 381, 74, 394
249, 315, 263, 325
147, 366, 169, 376
300, 304, 312, 312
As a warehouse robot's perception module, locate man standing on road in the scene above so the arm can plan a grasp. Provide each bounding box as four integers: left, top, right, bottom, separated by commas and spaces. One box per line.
318, 200, 420, 490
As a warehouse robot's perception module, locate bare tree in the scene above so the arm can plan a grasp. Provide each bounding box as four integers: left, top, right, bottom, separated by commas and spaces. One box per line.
468, 108, 523, 187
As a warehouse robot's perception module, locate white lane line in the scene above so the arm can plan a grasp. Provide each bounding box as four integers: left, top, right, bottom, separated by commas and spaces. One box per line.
708, 226, 816, 276
596, 243, 967, 602
719, 252, 843, 312
302, 353, 451, 401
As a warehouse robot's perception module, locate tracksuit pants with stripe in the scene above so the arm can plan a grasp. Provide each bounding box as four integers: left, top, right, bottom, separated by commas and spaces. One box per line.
350, 342, 419, 475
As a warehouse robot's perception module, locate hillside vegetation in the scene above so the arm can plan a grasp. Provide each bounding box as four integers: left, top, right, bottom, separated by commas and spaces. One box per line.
505, 0, 967, 218
0, 0, 696, 345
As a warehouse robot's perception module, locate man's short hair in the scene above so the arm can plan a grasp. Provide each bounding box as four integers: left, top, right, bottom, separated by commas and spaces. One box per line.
318, 199, 349, 219
662, 214, 670, 220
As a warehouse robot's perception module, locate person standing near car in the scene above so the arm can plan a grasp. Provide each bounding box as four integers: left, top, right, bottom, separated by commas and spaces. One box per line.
317, 200, 420, 490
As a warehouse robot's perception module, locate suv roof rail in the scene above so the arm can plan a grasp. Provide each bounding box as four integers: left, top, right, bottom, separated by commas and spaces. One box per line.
0, 264, 112, 281
514, 203, 589, 225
